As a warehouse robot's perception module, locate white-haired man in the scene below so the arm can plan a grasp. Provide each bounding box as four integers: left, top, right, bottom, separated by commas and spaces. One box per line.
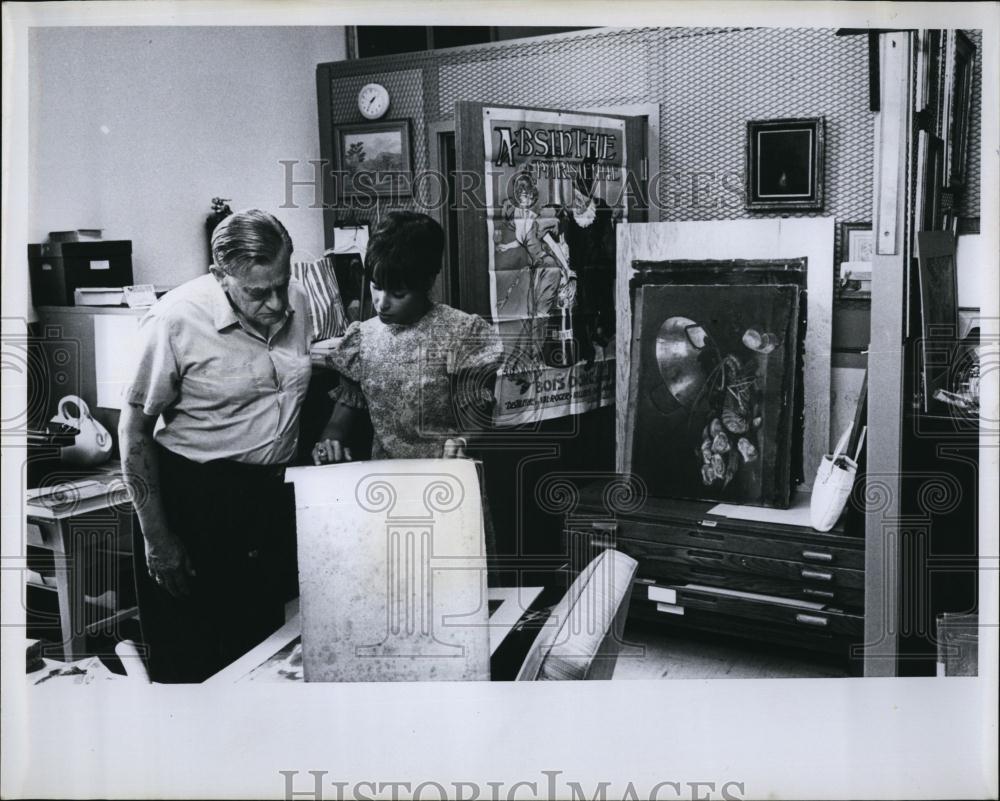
119, 209, 311, 682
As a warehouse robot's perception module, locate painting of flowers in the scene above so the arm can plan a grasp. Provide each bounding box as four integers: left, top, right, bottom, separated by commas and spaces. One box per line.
626, 281, 802, 507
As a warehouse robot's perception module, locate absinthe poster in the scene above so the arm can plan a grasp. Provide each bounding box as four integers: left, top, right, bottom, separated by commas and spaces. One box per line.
483, 107, 626, 425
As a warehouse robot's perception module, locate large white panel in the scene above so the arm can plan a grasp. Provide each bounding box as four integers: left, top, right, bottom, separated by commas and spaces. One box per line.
93, 314, 141, 409
285, 459, 490, 682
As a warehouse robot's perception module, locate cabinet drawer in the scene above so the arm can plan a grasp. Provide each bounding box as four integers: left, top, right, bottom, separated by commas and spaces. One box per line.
608, 520, 864, 568
628, 558, 864, 609
658, 584, 863, 636
628, 596, 857, 656
615, 536, 864, 590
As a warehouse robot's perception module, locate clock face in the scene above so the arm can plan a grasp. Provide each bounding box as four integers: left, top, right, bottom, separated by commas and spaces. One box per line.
358, 83, 390, 120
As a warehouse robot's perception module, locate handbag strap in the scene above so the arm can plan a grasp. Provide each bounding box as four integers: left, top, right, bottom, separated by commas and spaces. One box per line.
845, 369, 869, 459
832, 425, 853, 460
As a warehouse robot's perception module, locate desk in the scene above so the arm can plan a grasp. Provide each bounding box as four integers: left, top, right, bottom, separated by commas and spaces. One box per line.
207, 586, 546, 683
25, 463, 137, 661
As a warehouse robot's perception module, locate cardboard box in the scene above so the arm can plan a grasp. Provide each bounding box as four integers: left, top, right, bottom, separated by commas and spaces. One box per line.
29, 240, 133, 306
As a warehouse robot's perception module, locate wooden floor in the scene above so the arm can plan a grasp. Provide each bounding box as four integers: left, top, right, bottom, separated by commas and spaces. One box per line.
612, 621, 851, 680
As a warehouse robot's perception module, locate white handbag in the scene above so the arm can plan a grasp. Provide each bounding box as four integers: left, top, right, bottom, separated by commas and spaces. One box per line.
50, 395, 113, 467
810, 426, 857, 532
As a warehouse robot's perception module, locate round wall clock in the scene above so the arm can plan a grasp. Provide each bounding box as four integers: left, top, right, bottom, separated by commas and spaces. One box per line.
357, 83, 390, 120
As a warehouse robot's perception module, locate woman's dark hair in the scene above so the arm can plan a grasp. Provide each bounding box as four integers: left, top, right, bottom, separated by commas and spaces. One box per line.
364, 211, 444, 292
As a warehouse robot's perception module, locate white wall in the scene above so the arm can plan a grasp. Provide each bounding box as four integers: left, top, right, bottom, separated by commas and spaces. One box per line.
29, 26, 346, 288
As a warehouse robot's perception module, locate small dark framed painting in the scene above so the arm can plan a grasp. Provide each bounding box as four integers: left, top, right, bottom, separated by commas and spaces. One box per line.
840, 222, 874, 263
745, 117, 825, 211
334, 120, 412, 197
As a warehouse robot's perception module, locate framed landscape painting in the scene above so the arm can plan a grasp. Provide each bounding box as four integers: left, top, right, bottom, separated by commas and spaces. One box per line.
334, 120, 412, 197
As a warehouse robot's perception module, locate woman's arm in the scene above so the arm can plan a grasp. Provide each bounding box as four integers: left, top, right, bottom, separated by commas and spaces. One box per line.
118, 401, 195, 597
449, 367, 498, 453
312, 401, 364, 464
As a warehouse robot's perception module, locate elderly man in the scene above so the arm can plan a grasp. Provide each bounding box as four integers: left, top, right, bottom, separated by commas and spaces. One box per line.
119, 209, 312, 682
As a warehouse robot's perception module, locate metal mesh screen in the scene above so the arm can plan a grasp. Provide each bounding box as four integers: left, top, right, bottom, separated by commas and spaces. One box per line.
436, 27, 874, 226
322, 26, 981, 229
437, 28, 666, 112
329, 67, 426, 219
651, 28, 872, 224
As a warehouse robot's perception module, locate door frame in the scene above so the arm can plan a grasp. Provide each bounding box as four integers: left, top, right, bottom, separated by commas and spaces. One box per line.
427, 120, 457, 306
576, 102, 661, 224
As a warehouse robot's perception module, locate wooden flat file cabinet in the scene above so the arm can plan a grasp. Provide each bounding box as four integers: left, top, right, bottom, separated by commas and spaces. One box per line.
565, 485, 864, 671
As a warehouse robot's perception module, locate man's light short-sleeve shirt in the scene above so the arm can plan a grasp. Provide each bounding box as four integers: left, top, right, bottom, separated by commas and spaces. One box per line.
124, 273, 312, 465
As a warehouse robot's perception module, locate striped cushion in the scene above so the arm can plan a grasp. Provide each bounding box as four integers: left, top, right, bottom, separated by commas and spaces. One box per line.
538, 550, 638, 680
291, 256, 348, 341
516, 549, 639, 681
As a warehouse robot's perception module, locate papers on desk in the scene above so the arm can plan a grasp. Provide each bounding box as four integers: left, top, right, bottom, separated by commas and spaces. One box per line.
245, 641, 303, 682
683, 584, 826, 611
30, 656, 119, 686
122, 284, 157, 308
26, 479, 108, 506
707, 492, 813, 528
74, 287, 125, 306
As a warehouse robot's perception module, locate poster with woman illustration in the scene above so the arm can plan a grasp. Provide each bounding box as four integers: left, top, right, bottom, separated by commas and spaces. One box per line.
483, 106, 626, 425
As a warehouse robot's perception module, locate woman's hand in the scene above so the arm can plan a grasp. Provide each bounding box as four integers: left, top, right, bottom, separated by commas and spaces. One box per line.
442, 437, 468, 459
313, 438, 353, 465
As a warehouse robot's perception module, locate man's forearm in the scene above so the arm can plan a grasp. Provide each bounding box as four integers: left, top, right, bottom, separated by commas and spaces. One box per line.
118, 407, 171, 544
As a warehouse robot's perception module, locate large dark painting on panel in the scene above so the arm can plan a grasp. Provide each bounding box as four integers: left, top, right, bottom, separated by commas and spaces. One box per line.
626, 282, 802, 507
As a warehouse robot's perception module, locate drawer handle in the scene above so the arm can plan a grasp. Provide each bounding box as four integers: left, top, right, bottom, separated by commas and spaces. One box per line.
591, 522, 618, 533
802, 550, 834, 563
689, 568, 727, 582
688, 528, 724, 541
795, 613, 829, 627
801, 568, 833, 582
689, 549, 725, 560
802, 587, 835, 599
